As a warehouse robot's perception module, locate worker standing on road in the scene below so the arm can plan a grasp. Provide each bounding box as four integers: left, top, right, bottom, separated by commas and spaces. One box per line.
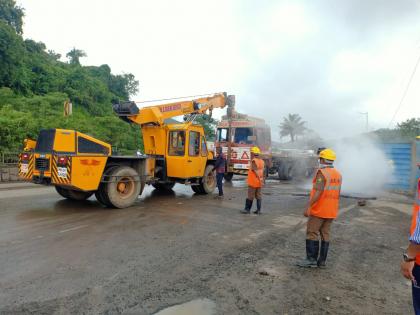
400, 161, 420, 314
297, 148, 342, 268
241, 146, 265, 214
213, 146, 226, 198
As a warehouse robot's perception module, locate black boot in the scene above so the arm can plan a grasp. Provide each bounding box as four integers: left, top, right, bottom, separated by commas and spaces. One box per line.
317, 241, 330, 268
240, 199, 252, 214
253, 199, 262, 214
297, 240, 319, 268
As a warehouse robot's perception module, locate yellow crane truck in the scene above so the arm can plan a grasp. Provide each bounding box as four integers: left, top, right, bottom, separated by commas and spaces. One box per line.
18, 93, 235, 208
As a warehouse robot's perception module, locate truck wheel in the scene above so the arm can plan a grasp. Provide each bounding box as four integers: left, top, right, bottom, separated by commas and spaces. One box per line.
55, 186, 71, 199
67, 189, 93, 201
96, 182, 115, 207
152, 182, 175, 190
224, 172, 234, 181
198, 164, 216, 194
105, 166, 141, 208
191, 185, 202, 194
55, 186, 93, 200
95, 166, 119, 207
278, 163, 293, 180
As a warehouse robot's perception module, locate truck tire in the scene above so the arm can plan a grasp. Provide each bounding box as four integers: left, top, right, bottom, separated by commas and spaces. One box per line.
152, 182, 175, 190
224, 172, 234, 181
278, 163, 293, 180
191, 185, 202, 194
55, 186, 93, 201
197, 164, 216, 194
55, 186, 71, 199
95, 166, 119, 207
104, 166, 141, 208
67, 189, 93, 201
95, 185, 110, 207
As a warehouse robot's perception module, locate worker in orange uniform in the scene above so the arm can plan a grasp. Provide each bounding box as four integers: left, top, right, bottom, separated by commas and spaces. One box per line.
401, 161, 420, 314
241, 146, 265, 214
297, 148, 342, 268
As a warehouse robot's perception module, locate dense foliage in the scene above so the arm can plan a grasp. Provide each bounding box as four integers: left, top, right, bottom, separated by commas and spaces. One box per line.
0, 1, 141, 154
372, 118, 420, 142
194, 115, 218, 141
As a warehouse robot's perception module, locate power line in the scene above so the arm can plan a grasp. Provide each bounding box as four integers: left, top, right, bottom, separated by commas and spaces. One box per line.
133, 92, 222, 104
388, 51, 420, 128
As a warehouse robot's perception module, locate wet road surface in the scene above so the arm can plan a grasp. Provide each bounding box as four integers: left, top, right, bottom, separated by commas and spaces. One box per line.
0, 180, 415, 314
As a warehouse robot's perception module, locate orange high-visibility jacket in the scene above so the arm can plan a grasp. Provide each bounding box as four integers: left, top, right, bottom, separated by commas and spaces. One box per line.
309, 167, 342, 219
410, 178, 420, 265
247, 158, 265, 188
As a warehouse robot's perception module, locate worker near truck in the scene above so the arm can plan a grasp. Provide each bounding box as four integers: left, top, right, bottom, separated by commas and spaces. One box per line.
400, 161, 420, 314
241, 146, 264, 214
297, 148, 342, 268
213, 146, 226, 197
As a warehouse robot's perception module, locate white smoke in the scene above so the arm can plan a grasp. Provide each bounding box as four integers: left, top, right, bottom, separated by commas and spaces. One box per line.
330, 136, 393, 196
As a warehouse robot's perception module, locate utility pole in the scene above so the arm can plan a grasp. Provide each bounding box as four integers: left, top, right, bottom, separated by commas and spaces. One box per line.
359, 112, 369, 132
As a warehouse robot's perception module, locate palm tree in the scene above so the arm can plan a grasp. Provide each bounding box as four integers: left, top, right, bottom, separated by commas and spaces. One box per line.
66, 48, 87, 65
279, 113, 306, 142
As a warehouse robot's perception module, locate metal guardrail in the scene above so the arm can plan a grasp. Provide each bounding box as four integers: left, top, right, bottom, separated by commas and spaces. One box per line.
0, 152, 19, 166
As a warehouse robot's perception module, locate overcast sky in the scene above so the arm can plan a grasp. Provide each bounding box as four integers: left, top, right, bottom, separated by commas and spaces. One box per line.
18, 0, 420, 139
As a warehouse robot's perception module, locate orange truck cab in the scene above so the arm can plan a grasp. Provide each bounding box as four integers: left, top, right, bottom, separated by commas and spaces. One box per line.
215, 112, 272, 180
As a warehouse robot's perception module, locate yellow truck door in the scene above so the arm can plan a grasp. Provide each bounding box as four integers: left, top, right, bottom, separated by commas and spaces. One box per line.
166, 128, 207, 179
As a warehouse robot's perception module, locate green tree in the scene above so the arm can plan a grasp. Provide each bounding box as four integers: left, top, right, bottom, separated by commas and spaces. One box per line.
279, 113, 306, 142
66, 47, 87, 65
0, 2, 142, 153
47, 49, 61, 61
109, 73, 139, 100
195, 115, 218, 141
122, 73, 139, 97
0, 0, 24, 34
397, 118, 420, 139
0, 21, 26, 91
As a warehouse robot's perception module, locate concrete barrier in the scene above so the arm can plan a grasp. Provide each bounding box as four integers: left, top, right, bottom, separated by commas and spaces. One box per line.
0, 166, 22, 182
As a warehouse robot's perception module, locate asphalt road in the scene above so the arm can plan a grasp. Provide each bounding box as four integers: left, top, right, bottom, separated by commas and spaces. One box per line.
0, 179, 415, 314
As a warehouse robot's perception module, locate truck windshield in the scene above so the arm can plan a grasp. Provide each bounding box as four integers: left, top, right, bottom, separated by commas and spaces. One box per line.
234, 128, 254, 144
217, 128, 229, 142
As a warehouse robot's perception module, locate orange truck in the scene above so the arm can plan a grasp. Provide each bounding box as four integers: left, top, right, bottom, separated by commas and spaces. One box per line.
215, 111, 317, 181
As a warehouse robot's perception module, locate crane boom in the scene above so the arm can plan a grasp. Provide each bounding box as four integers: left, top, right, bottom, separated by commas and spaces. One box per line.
113, 92, 235, 126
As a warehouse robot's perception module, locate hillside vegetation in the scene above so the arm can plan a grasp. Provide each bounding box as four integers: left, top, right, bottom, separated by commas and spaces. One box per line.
0, 1, 141, 153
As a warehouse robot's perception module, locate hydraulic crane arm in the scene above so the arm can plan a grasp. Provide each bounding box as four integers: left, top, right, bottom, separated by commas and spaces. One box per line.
113, 92, 235, 126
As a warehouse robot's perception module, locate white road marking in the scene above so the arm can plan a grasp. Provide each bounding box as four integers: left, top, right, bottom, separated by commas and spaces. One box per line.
59, 225, 88, 233
107, 271, 120, 281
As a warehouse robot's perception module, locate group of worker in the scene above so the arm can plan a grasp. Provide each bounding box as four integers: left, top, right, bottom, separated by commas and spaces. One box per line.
213, 146, 342, 268
213, 140, 420, 312
214, 142, 420, 313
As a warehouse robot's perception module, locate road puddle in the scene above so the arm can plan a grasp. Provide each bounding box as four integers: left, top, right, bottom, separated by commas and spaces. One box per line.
154, 298, 216, 315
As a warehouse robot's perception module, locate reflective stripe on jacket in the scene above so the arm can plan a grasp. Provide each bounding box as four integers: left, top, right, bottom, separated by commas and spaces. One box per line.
247, 158, 264, 188
410, 178, 420, 265
309, 167, 342, 219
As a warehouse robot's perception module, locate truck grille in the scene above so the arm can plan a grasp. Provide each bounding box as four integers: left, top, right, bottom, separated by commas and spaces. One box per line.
35, 158, 50, 171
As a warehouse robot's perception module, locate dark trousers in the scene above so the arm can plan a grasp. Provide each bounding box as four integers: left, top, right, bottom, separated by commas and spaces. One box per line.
216, 173, 224, 196
413, 264, 420, 314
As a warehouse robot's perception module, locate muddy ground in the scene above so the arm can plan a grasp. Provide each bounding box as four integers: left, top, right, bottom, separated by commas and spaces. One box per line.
0, 178, 415, 314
